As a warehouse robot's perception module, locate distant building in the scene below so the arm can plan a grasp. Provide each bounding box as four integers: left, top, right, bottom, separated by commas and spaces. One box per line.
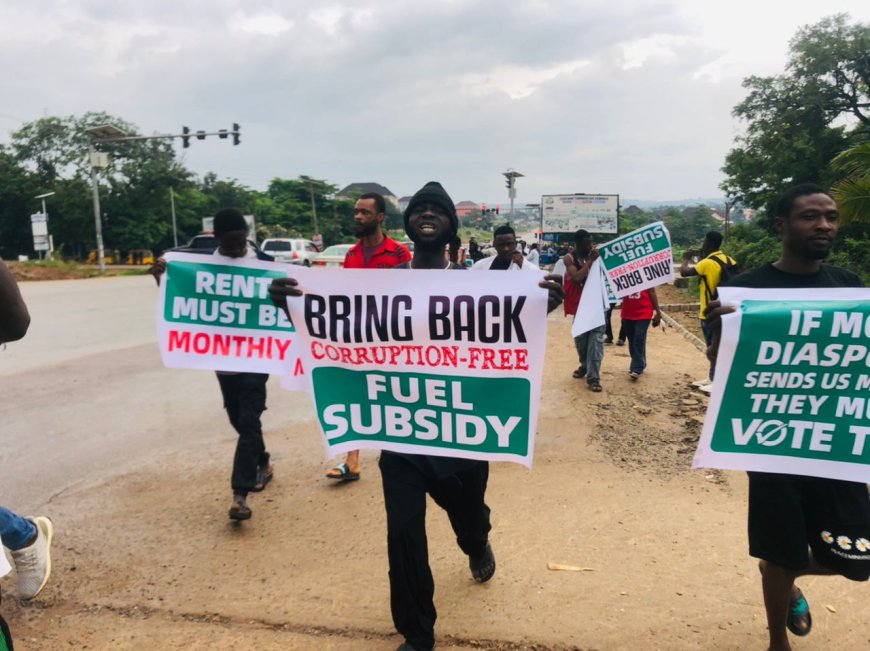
337, 183, 399, 209
398, 196, 413, 213
623, 205, 643, 215
455, 201, 480, 218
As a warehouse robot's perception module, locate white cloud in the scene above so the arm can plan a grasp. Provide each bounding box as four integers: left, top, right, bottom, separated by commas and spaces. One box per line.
1, 0, 870, 203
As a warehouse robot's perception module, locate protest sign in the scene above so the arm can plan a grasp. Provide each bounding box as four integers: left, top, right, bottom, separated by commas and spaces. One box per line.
693, 287, 870, 482
571, 259, 610, 337
157, 252, 304, 383
284, 267, 549, 467
598, 222, 673, 297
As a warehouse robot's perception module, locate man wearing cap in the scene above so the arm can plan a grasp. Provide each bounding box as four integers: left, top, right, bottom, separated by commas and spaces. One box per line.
270, 182, 564, 651
151, 208, 276, 522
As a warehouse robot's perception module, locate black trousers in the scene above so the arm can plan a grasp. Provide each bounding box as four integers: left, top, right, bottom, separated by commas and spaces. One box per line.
216, 372, 269, 496
379, 452, 491, 651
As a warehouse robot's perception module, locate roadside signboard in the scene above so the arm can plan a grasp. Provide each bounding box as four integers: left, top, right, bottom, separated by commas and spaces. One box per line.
541, 194, 618, 235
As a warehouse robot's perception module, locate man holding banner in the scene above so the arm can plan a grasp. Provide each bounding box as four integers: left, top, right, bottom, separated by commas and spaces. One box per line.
269, 181, 564, 651
701, 184, 870, 651
152, 208, 281, 522
563, 229, 605, 391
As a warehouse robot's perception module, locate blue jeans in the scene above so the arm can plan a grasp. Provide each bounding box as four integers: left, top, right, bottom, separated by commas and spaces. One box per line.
574, 325, 605, 383
622, 319, 650, 374
0, 507, 36, 551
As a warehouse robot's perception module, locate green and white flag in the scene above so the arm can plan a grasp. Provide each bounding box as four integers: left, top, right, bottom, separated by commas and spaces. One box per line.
598, 221, 673, 297
157, 252, 304, 383
283, 267, 549, 467
693, 287, 870, 482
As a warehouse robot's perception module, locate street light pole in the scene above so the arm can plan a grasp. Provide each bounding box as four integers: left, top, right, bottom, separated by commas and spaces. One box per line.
89, 143, 107, 274
502, 169, 524, 218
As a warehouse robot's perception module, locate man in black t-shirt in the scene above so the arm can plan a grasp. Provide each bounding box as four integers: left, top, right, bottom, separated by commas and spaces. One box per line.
706, 183, 870, 651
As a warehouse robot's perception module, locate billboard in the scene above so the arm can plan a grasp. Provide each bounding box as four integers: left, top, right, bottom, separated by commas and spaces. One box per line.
541, 194, 619, 235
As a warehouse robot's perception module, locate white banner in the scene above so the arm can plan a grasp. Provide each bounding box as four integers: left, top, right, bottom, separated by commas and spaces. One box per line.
693, 287, 870, 482
156, 252, 305, 388
284, 267, 550, 467
571, 259, 610, 337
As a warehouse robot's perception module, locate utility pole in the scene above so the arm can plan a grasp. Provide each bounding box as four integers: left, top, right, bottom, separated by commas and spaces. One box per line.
170, 187, 178, 247
299, 175, 321, 239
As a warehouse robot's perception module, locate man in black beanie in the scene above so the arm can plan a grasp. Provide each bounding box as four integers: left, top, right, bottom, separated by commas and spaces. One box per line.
151, 208, 277, 522
269, 182, 563, 651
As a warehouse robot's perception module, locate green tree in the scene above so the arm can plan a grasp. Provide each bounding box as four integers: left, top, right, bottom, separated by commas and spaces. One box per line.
830, 142, 870, 225
7, 112, 192, 257
721, 14, 870, 225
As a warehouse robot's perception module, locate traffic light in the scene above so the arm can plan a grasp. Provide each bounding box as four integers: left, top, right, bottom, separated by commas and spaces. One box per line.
505, 176, 514, 189
196, 130, 206, 141
232, 123, 241, 146
218, 129, 228, 139
182, 126, 190, 148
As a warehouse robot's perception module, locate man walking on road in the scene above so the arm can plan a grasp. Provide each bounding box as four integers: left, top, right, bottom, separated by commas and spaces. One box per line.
151, 208, 276, 521
563, 229, 605, 391
325, 192, 411, 482
706, 184, 870, 651
269, 181, 564, 651
680, 230, 735, 383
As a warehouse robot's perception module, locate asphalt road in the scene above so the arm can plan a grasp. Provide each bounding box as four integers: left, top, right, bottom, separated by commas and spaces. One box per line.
0, 275, 309, 511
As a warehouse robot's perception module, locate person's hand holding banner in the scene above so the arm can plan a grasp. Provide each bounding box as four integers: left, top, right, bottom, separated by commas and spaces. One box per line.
280, 267, 550, 467
694, 287, 870, 482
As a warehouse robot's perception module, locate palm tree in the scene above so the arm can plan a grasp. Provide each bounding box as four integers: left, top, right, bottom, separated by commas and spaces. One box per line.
830, 142, 870, 225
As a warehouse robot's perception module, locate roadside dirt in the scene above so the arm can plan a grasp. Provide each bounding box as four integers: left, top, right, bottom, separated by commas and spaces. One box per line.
4, 305, 870, 650
6, 261, 146, 282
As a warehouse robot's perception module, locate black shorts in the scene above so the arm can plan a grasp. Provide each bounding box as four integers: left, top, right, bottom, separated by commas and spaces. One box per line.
748, 473, 870, 581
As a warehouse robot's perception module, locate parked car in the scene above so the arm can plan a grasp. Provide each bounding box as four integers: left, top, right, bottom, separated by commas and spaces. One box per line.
163, 234, 259, 256
261, 238, 319, 266
313, 244, 353, 268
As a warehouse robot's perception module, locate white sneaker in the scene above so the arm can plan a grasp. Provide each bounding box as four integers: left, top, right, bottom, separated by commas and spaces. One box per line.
11, 516, 53, 600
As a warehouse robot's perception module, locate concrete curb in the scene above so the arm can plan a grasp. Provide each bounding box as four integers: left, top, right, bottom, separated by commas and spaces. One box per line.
660, 311, 707, 353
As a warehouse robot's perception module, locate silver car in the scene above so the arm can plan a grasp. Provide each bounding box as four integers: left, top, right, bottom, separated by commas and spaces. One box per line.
261, 238, 320, 266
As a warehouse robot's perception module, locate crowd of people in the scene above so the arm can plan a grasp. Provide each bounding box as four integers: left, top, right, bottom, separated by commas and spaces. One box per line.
2, 182, 866, 651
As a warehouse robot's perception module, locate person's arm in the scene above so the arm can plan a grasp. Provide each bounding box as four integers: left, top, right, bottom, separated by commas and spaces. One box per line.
149, 257, 167, 286
539, 273, 565, 314
680, 249, 698, 277
0, 260, 30, 342
648, 287, 662, 327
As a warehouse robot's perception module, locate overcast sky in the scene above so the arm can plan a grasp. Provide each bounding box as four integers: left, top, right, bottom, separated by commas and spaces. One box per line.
2, 0, 868, 204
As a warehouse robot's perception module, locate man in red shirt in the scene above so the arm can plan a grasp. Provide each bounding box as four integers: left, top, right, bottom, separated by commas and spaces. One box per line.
326, 192, 411, 481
